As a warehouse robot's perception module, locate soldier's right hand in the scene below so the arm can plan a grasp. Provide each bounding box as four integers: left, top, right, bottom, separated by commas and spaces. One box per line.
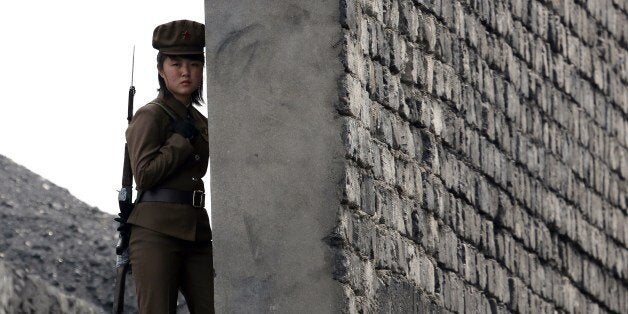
173, 120, 199, 139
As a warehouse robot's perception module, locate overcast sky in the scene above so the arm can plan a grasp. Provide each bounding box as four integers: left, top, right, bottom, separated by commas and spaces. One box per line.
0, 0, 207, 215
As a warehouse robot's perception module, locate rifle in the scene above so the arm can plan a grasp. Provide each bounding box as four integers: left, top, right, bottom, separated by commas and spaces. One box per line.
113, 46, 136, 314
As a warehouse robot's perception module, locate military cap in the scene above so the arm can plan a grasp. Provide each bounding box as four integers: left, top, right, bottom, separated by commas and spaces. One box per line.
152, 20, 205, 54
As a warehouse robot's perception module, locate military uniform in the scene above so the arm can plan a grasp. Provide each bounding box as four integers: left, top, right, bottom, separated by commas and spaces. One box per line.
126, 93, 211, 242
125, 20, 214, 314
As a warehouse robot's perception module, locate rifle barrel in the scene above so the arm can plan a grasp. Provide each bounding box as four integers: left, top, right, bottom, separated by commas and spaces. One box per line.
127, 86, 135, 122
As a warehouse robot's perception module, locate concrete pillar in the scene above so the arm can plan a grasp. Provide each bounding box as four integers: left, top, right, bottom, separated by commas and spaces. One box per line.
204, 1, 344, 312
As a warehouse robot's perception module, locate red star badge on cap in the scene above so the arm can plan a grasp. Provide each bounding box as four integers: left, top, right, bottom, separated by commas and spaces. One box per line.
182, 31, 191, 40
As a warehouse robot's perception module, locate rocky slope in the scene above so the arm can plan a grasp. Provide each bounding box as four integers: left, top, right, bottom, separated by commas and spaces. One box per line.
0, 154, 136, 313
0, 259, 101, 313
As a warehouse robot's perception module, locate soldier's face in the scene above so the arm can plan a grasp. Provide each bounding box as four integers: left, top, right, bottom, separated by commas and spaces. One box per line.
159, 56, 204, 102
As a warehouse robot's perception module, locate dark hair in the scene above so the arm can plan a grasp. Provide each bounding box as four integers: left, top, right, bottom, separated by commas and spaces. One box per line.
157, 52, 205, 105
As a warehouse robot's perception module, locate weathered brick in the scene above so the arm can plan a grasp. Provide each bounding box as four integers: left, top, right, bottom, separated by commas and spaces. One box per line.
476, 176, 498, 218
367, 59, 384, 101
485, 259, 505, 303
351, 213, 377, 260
439, 270, 465, 313
380, 146, 395, 184
430, 100, 444, 137
382, 68, 401, 110
435, 28, 453, 66
419, 52, 435, 92
338, 74, 365, 118
418, 14, 436, 53
432, 180, 446, 219
398, 0, 418, 41
420, 129, 440, 172
360, 0, 383, 21
413, 163, 424, 203
401, 44, 421, 84
394, 157, 415, 197
340, 0, 360, 31
462, 203, 481, 247
515, 244, 531, 285
420, 254, 435, 293
508, 277, 529, 313
370, 141, 383, 180
391, 117, 413, 155
438, 225, 459, 272
463, 284, 480, 314
342, 164, 361, 207
361, 176, 376, 216
372, 105, 394, 147
418, 209, 439, 254
387, 30, 406, 74
475, 251, 488, 291
460, 243, 477, 285
342, 117, 372, 167
377, 185, 405, 234
479, 219, 496, 258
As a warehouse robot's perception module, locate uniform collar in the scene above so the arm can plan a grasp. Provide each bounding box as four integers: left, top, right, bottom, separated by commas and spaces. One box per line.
157, 91, 189, 119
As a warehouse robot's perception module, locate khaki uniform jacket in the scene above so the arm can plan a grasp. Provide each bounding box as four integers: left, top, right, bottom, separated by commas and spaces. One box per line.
125, 92, 211, 242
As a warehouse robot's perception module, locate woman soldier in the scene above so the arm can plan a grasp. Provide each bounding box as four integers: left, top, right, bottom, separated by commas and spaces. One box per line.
125, 20, 213, 313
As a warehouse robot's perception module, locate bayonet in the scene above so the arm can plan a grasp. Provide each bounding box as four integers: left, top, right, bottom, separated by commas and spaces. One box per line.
128, 46, 136, 123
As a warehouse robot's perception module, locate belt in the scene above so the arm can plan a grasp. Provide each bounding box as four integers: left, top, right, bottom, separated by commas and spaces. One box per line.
138, 189, 205, 208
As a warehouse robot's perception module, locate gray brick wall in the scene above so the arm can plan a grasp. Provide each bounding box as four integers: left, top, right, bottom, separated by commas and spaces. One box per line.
332, 0, 627, 312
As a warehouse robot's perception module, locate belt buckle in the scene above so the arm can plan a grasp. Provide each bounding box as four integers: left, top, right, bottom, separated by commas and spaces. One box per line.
192, 190, 205, 208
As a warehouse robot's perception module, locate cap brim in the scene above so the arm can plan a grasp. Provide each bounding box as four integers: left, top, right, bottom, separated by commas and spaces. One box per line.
160, 50, 204, 55
158, 46, 204, 55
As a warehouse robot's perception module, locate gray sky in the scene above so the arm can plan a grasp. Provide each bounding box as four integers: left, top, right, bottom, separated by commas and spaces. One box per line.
0, 0, 206, 214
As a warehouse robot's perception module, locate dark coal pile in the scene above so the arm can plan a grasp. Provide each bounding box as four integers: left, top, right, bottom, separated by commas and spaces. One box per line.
0, 154, 136, 313
0, 259, 101, 312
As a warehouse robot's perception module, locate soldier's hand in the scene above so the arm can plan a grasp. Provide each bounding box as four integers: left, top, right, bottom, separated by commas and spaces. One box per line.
173, 120, 199, 139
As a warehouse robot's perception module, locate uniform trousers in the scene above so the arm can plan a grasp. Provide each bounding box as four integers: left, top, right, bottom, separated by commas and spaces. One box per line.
129, 225, 214, 314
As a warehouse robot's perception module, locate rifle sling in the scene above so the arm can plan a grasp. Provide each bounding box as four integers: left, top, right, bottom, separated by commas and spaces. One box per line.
127, 101, 184, 203
148, 101, 182, 122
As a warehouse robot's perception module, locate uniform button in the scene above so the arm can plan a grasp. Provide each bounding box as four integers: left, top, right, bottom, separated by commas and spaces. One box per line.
192, 177, 198, 181
194, 154, 201, 161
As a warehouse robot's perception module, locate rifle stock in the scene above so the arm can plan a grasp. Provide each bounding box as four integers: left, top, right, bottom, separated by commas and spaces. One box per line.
113, 258, 130, 314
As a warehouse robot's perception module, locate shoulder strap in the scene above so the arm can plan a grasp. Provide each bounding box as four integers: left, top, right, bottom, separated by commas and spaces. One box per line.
148, 101, 180, 122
